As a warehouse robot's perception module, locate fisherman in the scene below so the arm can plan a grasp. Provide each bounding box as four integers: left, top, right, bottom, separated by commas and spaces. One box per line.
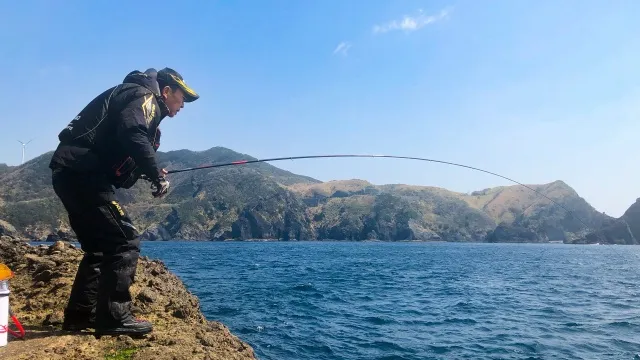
48, 67, 199, 337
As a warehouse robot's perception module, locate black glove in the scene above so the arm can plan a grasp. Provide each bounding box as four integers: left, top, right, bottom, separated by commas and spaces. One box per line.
151, 176, 170, 198
141, 168, 167, 182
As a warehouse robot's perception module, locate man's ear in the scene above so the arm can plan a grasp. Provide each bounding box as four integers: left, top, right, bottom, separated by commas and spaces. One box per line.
160, 85, 170, 98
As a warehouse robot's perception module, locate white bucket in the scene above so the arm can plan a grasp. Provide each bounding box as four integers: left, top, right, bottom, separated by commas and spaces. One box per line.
0, 280, 9, 347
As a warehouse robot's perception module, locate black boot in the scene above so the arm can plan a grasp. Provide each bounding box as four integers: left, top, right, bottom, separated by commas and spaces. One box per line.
95, 317, 153, 337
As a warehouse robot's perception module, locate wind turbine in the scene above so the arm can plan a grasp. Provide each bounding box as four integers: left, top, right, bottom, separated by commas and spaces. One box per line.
17, 139, 33, 165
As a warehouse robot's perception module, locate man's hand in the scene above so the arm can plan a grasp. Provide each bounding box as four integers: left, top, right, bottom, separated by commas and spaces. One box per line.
141, 168, 167, 182
151, 176, 170, 198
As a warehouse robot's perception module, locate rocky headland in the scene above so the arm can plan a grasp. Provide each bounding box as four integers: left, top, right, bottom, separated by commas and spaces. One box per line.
0, 236, 256, 360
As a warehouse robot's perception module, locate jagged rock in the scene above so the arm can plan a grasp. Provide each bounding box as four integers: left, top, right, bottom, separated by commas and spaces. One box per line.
0, 219, 17, 237
42, 311, 64, 326
45, 231, 74, 242
407, 220, 443, 241
0, 235, 256, 359
141, 225, 172, 241
56, 229, 75, 240
33, 269, 54, 282
47, 240, 66, 254
577, 198, 640, 244
486, 223, 540, 243
136, 288, 157, 304
45, 233, 60, 242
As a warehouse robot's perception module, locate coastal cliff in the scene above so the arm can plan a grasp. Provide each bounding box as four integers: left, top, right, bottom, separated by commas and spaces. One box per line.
0, 148, 611, 243
0, 236, 256, 360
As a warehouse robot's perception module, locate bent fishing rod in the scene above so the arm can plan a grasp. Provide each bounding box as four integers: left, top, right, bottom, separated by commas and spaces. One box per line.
164, 154, 590, 229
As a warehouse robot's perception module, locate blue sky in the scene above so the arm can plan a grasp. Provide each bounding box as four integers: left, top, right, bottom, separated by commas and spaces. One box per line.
1, 0, 640, 217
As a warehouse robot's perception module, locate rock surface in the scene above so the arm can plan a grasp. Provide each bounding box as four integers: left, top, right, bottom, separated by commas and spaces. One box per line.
0, 219, 17, 237
0, 237, 256, 360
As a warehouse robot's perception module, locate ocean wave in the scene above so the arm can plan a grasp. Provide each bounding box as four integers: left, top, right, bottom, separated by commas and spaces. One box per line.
141, 241, 640, 360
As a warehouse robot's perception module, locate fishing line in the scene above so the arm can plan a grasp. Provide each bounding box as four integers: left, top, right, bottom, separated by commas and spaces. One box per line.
162, 153, 635, 341
165, 154, 592, 230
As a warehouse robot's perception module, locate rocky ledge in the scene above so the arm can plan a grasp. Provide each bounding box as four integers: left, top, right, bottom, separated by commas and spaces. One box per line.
0, 236, 256, 360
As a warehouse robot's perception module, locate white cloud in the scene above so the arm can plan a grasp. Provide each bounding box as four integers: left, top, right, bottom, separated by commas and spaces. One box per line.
333, 41, 352, 56
373, 8, 451, 34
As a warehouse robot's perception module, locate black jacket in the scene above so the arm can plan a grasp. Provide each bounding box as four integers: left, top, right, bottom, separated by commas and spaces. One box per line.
50, 69, 168, 188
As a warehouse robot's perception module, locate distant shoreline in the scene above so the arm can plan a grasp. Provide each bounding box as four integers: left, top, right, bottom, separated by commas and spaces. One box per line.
24, 238, 614, 245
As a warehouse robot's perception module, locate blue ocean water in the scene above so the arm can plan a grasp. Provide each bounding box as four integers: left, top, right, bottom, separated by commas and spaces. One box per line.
140, 241, 640, 360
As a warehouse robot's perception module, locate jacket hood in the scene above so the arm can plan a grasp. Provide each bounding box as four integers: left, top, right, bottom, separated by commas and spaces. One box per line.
122, 68, 170, 118
122, 68, 162, 96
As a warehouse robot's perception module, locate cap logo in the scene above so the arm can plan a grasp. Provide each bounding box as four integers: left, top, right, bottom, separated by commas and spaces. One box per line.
169, 74, 197, 97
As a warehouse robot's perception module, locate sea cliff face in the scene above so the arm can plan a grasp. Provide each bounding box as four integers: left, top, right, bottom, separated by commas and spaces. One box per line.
576, 197, 640, 244
0, 236, 256, 360
0, 148, 612, 243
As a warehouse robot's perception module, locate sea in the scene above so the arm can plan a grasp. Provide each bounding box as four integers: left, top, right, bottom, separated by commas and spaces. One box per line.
139, 241, 640, 359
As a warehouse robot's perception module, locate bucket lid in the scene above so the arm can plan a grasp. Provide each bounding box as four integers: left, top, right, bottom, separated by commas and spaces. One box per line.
0, 263, 14, 281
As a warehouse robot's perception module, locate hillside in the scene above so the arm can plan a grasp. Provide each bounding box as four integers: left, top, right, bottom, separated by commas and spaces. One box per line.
0, 147, 612, 242
576, 198, 640, 244
289, 180, 610, 242
0, 163, 14, 175
477, 181, 610, 243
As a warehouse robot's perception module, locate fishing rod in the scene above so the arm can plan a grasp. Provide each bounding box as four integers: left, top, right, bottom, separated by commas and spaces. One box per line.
165, 154, 591, 229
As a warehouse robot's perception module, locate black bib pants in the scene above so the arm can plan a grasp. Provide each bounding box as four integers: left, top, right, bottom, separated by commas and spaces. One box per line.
52, 167, 141, 327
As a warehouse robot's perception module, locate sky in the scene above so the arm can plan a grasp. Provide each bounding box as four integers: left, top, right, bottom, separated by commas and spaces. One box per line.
1, 0, 640, 217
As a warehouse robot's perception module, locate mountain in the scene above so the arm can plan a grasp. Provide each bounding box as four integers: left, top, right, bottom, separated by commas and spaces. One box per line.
0, 163, 14, 175
0, 147, 612, 242
479, 181, 611, 243
0, 147, 319, 240
289, 181, 497, 241
289, 180, 610, 243
575, 198, 640, 244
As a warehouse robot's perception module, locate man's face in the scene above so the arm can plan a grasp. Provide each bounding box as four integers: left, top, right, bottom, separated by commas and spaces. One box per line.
162, 86, 185, 117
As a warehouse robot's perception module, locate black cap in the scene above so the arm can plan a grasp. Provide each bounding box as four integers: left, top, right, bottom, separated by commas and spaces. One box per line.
157, 67, 199, 102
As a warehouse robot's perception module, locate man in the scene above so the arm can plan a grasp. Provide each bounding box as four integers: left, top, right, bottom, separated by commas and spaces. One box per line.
49, 67, 199, 337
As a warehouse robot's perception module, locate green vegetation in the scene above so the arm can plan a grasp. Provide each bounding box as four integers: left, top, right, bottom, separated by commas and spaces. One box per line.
104, 347, 138, 360
0, 163, 14, 175
575, 197, 640, 244
0, 147, 619, 243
